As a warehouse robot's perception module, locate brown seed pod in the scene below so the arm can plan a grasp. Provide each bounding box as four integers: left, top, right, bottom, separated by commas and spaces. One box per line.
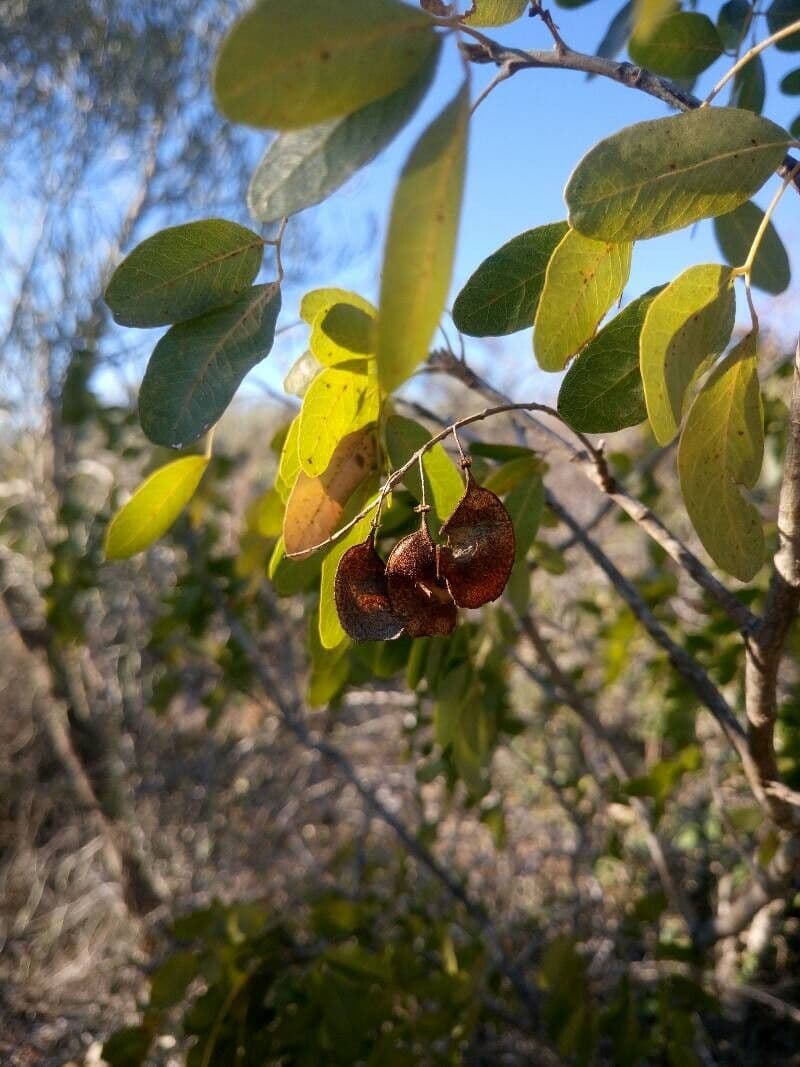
386, 516, 457, 638
334, 533, 405, 642
437, 470, 515, 609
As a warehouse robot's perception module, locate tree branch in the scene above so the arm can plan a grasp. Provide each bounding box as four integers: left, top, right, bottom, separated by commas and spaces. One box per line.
430, 349, 758, 635
745, 344, 800, 827
452, 22, 800, 192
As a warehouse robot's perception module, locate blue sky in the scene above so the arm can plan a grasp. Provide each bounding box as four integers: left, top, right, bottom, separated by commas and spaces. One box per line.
249, 1, 800, 413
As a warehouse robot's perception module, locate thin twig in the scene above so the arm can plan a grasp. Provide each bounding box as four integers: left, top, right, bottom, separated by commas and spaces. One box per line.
705, 17, 800, 107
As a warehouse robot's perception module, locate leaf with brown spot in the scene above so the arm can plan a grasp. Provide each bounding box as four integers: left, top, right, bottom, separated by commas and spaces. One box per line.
437, 471, 515, 608
283, 429, 377, 559
335, 533, 405, 642
386, 518, 457, 637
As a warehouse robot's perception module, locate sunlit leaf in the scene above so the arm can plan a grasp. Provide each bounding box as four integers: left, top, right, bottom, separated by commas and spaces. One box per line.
105, 219, 263, 328
452, 222, 568, 337
629, 13, 722, 78
565, 109, 791, 241
678, 334, 764, 581
139, 283, 281, 447
310, 302, 376, 365
214, 0, 438, 130
376, 83, 470, 394
767, 0, 800, 52
300, 288, 376, 326
558, 287, 662, 433
713, 201, 790, 295
384, 415, 464, 531
105, 456, 208, 560
255, 487, 284, 538
283, 428, 377, 558
298, 364, 380, 476
630, 0, 676, 39
247, 45, 439, 222
276, 415, 301, 502
640, 264, 735, 445
462, 0, 528, 26
533, 228, 633, 371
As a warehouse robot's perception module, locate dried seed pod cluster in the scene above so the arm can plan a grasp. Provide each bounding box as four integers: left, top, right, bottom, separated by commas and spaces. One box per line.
334, 461, 516, 641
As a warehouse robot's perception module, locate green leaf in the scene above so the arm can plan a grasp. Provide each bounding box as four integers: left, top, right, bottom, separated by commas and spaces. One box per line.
452, 222, 569, 337
214, 0, 437, 130
629, 13, 722, 77
630, 0, 676, 40
102, 1027, 153, 1067
483, 453, 543, 496
678, 333, 765, 581
506, 474, 545, 560
565, 108, 791, 242
268, 536, 324, 596
105, 456, 209, 560
767, 0, 800, 52
717, 1, 752, 51
149, 951, 201, 1010
640, 264, 735, 445
105, 220, 264, 329
247, 44, 439, 222
731, 53, 765, 114
376, 83, 470, 395
533, 229, 633, 372
462, 0, 528, 25
713, 201, 790, 295
558, 287, 662, 433
139, 283, 281, 448
310, 302, 376, 364
384, 415, 464, 530
298, 365, 380, 476
780, 68, 800, 94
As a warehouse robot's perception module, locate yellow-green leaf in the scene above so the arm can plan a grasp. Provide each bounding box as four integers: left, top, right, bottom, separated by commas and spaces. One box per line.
104, 456, 208, 560
533, 229, 633, 371
276, 415, 301, 502
376, 83, 469, 395
298, 364, 380, 476
678, 333, 764, 581
629, 13, 722, 78
310, 302, 376, 365
214, 0, 437, 131
631, 0, 677, 39
640, 263, 735, 445
462, 0, 528, 26
300, 288, 376, 326
565, 108, 791, 242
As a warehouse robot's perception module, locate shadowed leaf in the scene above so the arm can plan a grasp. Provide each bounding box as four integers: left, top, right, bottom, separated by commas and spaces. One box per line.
678, 334, 765, 581
105, 219, 263, 328
713, 201, 790, 295
139, 283, 281, 447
